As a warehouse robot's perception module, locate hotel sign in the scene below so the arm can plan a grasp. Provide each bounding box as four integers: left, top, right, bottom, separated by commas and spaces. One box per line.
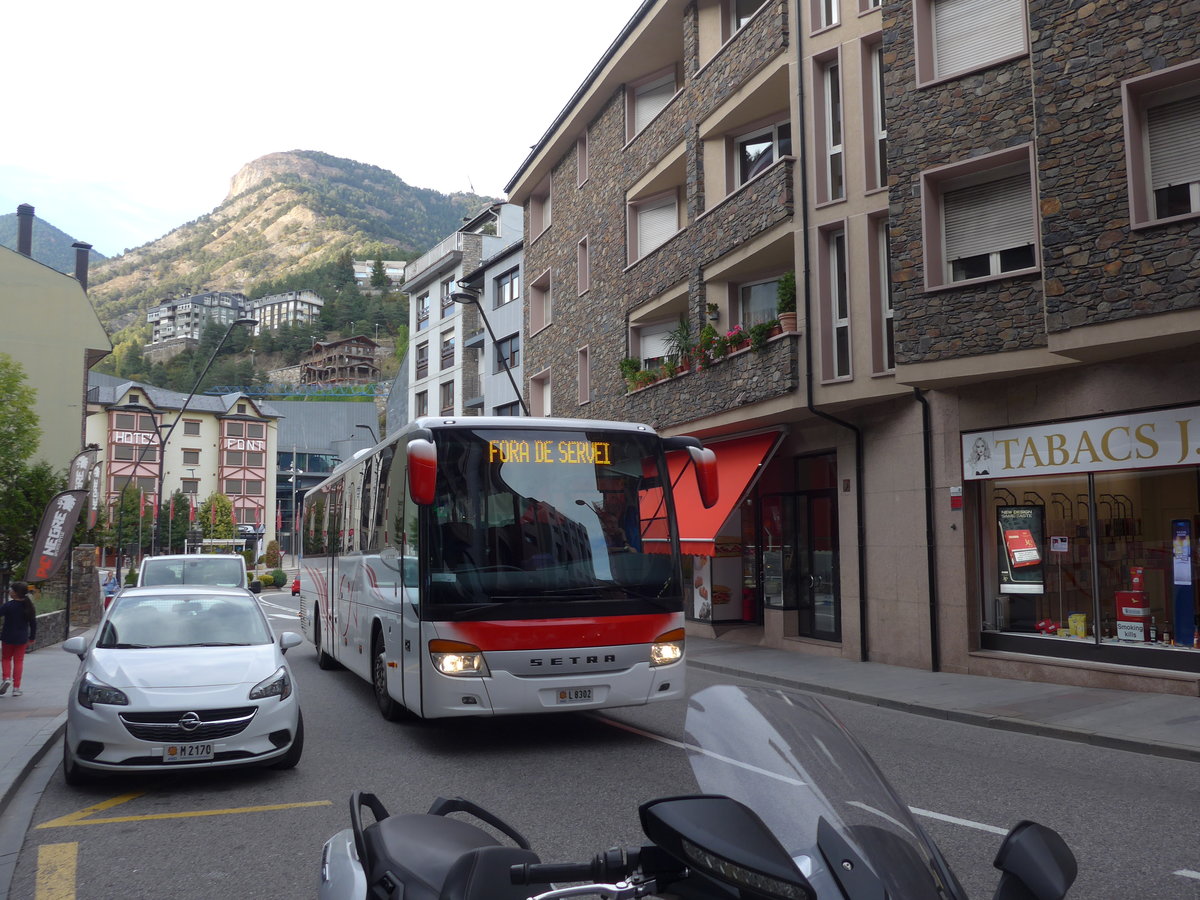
113, 431, 157, 445
963, 404, 1200, 480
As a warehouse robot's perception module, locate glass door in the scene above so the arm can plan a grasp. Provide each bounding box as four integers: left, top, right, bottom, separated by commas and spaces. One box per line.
761, 490, 841, 641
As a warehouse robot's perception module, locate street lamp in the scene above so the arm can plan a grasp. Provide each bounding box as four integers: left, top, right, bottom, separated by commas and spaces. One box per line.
285, 447, 304, 567
149, 316, 258, 555
450, 284, 529, 416
355, 423, 379, 444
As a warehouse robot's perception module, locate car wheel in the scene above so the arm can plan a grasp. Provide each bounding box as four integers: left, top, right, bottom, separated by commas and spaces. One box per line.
372, 633, 404, 721
314, 609, 337, 670
270, 712, 304, 769
62, 735, 93, 787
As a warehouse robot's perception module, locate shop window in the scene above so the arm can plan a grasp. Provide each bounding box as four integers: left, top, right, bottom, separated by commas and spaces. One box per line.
914, 0, 1027, 85
1123, 59, 1200, 228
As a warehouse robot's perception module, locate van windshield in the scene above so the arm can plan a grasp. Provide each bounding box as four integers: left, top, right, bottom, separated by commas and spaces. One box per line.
140, 557, 246, 588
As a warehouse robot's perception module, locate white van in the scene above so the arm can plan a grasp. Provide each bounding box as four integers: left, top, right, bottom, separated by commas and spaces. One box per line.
137, 554, 248, 589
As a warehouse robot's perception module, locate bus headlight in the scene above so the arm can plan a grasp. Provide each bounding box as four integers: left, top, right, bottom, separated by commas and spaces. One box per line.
429, 639, 490, 677
650, 628, 685, 667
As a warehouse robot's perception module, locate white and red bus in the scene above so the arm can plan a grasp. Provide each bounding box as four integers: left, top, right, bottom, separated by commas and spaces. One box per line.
298, 416, 717, 720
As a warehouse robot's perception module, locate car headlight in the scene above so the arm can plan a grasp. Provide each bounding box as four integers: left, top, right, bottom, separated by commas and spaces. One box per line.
650, 628, 685, 667
429, 639, 489, 677
250, 666, 293, 700
78, 672, 129, 709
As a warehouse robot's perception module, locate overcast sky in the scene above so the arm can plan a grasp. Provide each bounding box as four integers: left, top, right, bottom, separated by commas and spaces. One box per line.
2, 1, 644, 258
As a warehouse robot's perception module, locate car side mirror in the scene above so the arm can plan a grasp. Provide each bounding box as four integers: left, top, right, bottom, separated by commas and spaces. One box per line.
62, 635, 88, 659
993, 820, 1077, 900
279, 632, 303, 654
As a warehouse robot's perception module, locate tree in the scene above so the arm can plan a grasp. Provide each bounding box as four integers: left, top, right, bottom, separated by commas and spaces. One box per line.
370, 256, 389, 289
0, 461, 62, 584
156, 491, 190, 554
0, 354, 44, 583
198, 493, 237, 540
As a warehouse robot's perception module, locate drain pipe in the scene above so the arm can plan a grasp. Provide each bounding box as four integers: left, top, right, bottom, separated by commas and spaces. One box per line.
913, 388, 941, 671
794, 34, 869, 662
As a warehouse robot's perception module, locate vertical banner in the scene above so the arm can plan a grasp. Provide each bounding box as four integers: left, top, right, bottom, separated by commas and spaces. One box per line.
67, 448, 96, 491
998, 506, 1045, 595
1171, 519, 1195, 646
276, 502, 283, 533
26, 490, 89, 581
87, 460, 104, 530
189, 494, 196, 523
169, 495, 176, 521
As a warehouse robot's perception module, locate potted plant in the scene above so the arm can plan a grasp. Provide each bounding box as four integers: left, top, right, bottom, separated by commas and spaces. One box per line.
664, 316, 695, 371
706, 302, 720, 322
725, 325, 749, 351
776, 271, 797, 332
619, 357, 642, 389
749, 319, 779, 351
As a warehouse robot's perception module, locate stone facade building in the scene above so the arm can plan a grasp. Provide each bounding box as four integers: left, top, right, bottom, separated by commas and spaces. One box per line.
506, 0, 1200, 695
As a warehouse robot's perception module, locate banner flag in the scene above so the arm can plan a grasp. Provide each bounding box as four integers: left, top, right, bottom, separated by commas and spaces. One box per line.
189, 494, 196, 523
169, 495, 176, 521
87, 460, 103, 530
67, 449, 96, 492
210, 500, 217, 527
256, 506, 262, 527
139, 489, 146, 519
276, 502, 283, 532
26, 490, 88, 581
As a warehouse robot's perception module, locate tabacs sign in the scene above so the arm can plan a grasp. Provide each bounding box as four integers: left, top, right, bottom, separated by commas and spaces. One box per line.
962, 404, 1200, 481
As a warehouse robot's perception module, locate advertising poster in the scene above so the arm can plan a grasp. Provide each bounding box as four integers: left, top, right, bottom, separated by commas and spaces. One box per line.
998, 506, 1045, 594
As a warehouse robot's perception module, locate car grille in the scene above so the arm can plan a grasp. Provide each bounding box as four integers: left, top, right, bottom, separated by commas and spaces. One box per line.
119, 706, 258, 741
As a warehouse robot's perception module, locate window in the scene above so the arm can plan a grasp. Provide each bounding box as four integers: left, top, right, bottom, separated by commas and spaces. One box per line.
495, 268, 520, 307
635, 320, 674, 369
577, 132, 589, 186
415, 391, 428, 417
225, 450, 244, 467
578, 346, 591, 405
631, 192, 679, 261
236, 403, 247, 414
733, 0, 766, 31
1124, 61, 1200, 227
530, 176, 552, 236
247, 423, 264, 439
739, 279, 780, 328
226, 422, 244, 437
225, 479, 243, 496
530, 369, 552, 417
813, 0, 839, 30
183, 449, 200, 465
494, 401, 522, 417
244, 479, 263, 496
629, 70, 676, 139
577, 237, 590, 294
247, 452, 264, 467
736, 122, 792, 186
415, 342, 429, 379
114, 413, 136, 430
922, 145, 1038, 288
871, 215, 895, 373
822, 227, 851, 379
440, 331, 455, 370
439, 382, 454, 416
113, 445, 156, 462
865, 42, 888, 191
441, 278, 455, 316
416, 293, 430, 330
182, 480, 199, 495
823, 59, 844, 202
530, 269, 552, 332
861, 0, 881, 9
916, 0, 1026, 85
495, 334, 520, 373
183, 420, 201, 436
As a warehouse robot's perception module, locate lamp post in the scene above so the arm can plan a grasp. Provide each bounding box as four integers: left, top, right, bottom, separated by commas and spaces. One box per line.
450, 284, 529, 416
285, 447, 304, 567
149, 316, 258, 555
355, 423, 379, 444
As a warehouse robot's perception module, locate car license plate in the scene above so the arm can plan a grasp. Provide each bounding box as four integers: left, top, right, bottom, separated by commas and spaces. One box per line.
556, 687, 593, 704
164, 743, 214, 762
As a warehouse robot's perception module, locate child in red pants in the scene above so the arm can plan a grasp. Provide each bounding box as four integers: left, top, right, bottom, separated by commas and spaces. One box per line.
0, 581, 38, 697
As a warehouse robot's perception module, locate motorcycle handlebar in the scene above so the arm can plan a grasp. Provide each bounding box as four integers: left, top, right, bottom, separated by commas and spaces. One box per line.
511, 848, 640, 886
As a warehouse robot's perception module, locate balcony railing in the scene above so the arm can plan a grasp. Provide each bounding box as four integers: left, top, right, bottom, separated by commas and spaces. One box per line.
406, 233, 464, 284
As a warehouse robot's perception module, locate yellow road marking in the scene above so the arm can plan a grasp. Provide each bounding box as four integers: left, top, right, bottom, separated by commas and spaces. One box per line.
38, 793, 330, 829
35, 842, 77, 900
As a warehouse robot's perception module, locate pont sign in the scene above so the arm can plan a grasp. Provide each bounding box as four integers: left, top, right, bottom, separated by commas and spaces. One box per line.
487, 439, 612, 465
222, 438, 266, 451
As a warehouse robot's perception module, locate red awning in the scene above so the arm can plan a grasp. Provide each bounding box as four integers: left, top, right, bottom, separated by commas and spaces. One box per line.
642, 432, 781, 557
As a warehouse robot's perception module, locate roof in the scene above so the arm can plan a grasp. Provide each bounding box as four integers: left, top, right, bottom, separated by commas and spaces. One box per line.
87, 373, 282, 419
269, 399, 379, 454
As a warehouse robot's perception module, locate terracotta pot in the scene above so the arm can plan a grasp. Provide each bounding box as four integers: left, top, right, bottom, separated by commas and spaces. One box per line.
778, 311, 798, 332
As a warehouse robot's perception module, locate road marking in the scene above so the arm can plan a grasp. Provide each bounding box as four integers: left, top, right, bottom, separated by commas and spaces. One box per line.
597, 715, 1010, 837
258, 598, 299, 615
1176, 870, 1200, 881
35, 842, 77, 900
38, 791, 330, 828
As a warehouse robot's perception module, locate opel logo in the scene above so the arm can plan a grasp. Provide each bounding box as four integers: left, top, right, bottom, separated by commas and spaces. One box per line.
178, 712, 202, 732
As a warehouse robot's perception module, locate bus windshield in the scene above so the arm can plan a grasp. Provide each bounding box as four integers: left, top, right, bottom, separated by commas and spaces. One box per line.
426, 427, 681, 617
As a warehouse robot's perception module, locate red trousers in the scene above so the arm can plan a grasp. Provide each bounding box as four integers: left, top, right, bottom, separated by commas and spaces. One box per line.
1, 642, 27, 689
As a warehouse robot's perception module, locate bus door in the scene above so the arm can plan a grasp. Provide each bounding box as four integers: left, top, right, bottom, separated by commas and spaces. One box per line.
399, 554, 422, 717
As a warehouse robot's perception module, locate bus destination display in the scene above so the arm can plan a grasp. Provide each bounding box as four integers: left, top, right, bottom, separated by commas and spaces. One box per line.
488, 439, 611, 465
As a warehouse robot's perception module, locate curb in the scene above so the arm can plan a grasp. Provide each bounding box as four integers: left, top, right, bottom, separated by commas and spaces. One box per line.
687, 659, 1200, 764
0, 713, 66, 817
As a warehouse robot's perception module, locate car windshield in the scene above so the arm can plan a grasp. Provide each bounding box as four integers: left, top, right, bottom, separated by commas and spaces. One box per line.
97, 594, 273, 648
140, 557, 245, 588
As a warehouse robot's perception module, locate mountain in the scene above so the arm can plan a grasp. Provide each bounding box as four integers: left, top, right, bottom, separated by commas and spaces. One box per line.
86, 150, 500, 332
0, 212, 108, 274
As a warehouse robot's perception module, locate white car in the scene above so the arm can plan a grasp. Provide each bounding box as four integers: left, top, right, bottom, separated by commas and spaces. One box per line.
61, 585, 304, 784
137, 553, 247, 589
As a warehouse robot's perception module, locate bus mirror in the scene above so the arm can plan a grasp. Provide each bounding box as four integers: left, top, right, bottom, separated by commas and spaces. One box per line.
408, 438, 438, 505
690, 446, 719, 509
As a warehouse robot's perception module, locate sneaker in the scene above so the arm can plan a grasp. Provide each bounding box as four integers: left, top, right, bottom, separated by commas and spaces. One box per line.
12, 689, 22, 697
0, 680, 10, 695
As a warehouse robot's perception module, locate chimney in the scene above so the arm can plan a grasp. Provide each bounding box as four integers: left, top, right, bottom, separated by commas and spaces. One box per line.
72, 242, 92, 291
17, 204, 34, 257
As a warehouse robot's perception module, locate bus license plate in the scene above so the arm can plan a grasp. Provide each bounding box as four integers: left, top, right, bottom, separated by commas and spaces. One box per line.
164, 743, 214, 762
556, 687, 593, 704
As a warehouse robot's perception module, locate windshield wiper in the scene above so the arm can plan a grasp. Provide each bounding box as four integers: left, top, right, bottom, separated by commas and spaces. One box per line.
197, 641, 252, 646
106, 642, 151, 649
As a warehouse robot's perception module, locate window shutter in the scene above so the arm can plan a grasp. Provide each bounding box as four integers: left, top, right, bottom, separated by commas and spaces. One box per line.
934, 0, 1025, 78
637, 195, 678, 257
1148, 95, 1200, 189
639, 322, 675, 363
635, 76, 675, 133
943, 172, 1034, 261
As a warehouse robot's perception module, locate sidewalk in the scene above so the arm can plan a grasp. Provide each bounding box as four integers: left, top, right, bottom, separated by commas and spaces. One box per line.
2, 631, 1198, 823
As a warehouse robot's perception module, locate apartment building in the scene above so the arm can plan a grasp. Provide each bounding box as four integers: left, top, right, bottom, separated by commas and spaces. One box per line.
457, 240, 526, 416
300, 336, 381, 385
405, 204, 523, 420
506, 0, 1200, 694
249, 289, 324, 333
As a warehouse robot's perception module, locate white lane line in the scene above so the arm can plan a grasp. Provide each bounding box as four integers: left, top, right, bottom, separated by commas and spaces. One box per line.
1175, 870, 1200, 881
598, 715, 1009, 837
258, 598, 298, 614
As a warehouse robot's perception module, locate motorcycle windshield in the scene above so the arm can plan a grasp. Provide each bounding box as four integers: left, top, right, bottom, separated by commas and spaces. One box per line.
683, 685, 967, 900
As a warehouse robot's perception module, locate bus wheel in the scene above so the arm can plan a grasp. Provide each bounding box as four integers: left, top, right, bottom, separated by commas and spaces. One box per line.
315, 610, 337, 671
372, 633, 404, 721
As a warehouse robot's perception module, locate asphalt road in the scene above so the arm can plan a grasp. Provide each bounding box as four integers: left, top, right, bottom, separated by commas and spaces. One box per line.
6, 589, 1199, 899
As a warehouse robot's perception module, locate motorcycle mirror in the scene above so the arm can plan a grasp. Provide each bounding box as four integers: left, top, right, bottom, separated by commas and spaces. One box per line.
992, 820, 1077, 900
639, 795, 815, 900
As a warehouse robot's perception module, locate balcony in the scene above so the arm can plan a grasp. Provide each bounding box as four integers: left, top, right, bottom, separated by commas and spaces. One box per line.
406, 233, 464, 284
